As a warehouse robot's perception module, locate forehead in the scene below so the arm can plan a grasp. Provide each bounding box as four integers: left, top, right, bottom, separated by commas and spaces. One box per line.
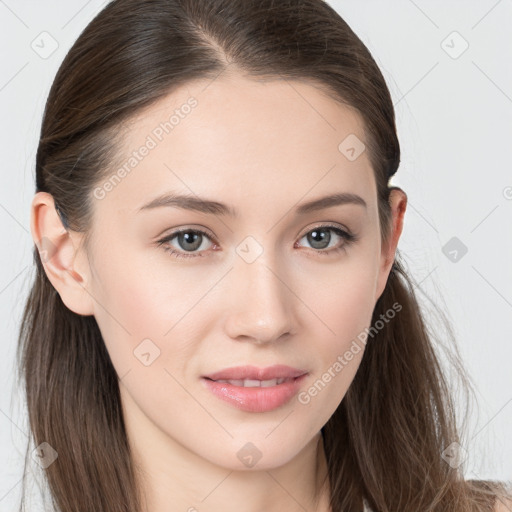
93, 74, 376, 219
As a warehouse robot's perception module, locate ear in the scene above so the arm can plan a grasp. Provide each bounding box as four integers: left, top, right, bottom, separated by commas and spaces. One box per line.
30, 192, 95, 316
374, 187, 407, 302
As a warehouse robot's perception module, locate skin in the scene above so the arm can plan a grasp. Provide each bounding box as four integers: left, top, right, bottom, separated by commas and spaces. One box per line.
31, 73, 407, 512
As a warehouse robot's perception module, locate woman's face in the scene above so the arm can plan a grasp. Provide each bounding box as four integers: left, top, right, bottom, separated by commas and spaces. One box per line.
74, 75, 401, 470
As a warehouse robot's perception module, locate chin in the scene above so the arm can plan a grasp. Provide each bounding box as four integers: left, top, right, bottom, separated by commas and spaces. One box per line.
196, 429, 318, 471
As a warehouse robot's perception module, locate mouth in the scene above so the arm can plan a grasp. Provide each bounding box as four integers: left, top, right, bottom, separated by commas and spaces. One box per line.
205, 377, 296, 387
201, 365, 308, 413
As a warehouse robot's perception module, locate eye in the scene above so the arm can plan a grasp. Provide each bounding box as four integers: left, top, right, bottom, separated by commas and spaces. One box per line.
156, 224, 358, 260
295, 224, 358, 256
156, 227, 216, 259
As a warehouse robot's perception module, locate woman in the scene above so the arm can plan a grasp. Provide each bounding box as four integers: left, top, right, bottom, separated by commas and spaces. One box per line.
18, 0, 511, 510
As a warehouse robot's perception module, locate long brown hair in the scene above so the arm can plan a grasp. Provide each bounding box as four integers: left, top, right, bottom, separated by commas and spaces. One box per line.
16, 0, 510, 510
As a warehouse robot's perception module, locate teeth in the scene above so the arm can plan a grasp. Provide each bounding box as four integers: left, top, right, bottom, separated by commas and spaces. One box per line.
244, 379, 262, 387
214, 378, 290, 387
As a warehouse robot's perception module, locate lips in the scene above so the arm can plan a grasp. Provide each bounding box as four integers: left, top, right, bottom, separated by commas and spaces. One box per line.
201, 365, 308, 413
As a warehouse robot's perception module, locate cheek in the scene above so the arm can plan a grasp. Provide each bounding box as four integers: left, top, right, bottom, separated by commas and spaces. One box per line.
89, 248, 204, 379
294, 257, 377, 407
302, 254, 378, 346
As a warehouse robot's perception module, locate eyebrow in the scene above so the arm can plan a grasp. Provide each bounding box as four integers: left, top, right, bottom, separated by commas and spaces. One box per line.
137, 191, 367, 218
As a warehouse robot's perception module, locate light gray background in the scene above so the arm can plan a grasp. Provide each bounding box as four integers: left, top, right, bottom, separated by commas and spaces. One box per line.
1, 0, 511, 509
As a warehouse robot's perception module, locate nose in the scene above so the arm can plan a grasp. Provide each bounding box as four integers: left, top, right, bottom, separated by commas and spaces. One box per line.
222, 254, 298, 345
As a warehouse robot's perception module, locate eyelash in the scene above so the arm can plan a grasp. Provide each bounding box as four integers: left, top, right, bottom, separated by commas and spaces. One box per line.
156, 224, 358, 260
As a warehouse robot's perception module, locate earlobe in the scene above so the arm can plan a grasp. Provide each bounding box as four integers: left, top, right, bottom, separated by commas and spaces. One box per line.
374, 187, 408, 302
30, 192, 95, 316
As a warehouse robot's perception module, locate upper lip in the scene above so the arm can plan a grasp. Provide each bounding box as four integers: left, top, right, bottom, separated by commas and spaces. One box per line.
203, 365, 308, 381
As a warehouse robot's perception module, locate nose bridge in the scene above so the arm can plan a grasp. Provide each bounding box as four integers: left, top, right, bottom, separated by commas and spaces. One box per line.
223, 244, 296, 344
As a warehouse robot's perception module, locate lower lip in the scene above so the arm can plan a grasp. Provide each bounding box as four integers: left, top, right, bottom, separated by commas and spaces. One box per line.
201, 375, 308, 413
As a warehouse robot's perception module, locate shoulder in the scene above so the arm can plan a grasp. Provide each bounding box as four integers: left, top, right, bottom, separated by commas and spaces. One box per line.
494, 498, 512, 512
465, 479, 512, 512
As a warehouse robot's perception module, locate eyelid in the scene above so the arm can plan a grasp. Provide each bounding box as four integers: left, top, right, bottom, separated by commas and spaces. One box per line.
297, 221, 352, 238
158, 221, 352, 241
157, 224, 216, 240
